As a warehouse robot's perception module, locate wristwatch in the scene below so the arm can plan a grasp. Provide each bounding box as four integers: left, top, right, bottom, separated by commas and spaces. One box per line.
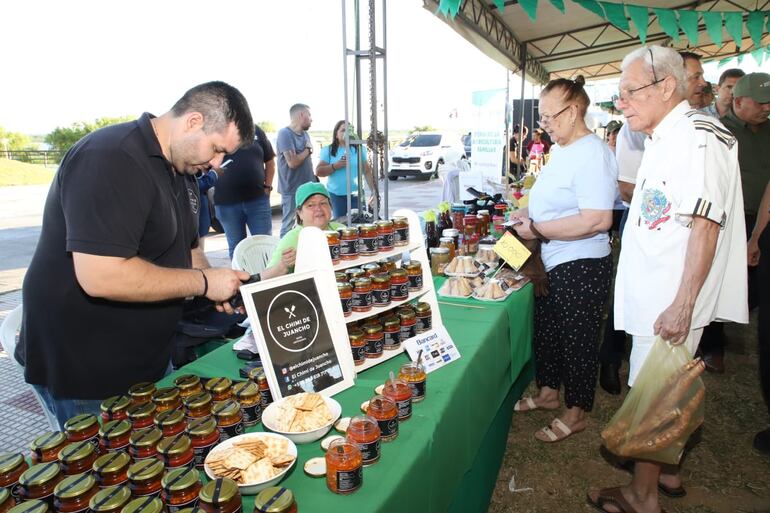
263, 183, 273, 191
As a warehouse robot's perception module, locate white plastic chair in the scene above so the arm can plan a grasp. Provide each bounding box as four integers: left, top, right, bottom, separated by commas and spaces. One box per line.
231, 235, 279, 275
0, 304, 60, 430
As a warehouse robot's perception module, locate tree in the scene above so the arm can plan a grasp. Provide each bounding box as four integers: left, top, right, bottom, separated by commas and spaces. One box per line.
256, 120, 277, 133
410, 125, 436, 133
45, 116, 134, 155
0, 127, 32, 152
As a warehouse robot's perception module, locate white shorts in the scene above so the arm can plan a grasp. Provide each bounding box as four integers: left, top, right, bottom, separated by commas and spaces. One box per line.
628, 328, 704, 387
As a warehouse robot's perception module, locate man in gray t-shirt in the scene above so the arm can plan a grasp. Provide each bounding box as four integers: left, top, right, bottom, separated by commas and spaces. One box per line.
276, 103, 315, 236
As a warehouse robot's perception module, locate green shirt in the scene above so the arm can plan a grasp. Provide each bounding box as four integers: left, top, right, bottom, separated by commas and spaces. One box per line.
720, 110, 770, 217
267, 221, 345, 271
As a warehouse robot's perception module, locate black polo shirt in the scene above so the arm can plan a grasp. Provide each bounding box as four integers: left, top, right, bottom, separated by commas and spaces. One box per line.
214, 125, 275, 205
17, 113, 200, 399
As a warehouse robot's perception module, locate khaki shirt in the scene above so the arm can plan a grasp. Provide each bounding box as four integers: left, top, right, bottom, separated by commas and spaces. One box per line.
721, 109, 770, 217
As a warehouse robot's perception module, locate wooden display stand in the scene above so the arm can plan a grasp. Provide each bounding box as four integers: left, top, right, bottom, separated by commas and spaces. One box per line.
294, 209, 443, 375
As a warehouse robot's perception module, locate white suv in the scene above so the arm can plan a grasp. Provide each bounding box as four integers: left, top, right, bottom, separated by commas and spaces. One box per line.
388, 132, 466, 180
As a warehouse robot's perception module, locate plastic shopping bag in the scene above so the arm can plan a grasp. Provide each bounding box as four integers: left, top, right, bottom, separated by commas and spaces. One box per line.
601, 337, 705, 465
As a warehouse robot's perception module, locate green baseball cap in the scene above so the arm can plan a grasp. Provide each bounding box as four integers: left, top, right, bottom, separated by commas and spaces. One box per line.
605, 120, 623, 134
295, 182, 330, 208
733, 72, 770, 103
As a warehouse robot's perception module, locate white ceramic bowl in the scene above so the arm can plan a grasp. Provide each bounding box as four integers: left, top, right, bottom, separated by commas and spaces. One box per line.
262, 395, 342, 444
203, 432, 297, 495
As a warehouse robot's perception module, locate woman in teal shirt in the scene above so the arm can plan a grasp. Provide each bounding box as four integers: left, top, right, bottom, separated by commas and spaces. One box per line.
315, 120, 375, 218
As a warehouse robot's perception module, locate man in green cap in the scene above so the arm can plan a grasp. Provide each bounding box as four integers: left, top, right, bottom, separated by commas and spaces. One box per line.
699, 73, 770, 373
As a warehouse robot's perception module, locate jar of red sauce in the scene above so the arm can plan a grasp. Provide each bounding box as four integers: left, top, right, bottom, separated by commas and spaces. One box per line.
380, 316, 401, 350
358, 224, 378, 255
127, 403, 156, 432
350, 277, 372, 313
493, 215, 506, 236
100, 396, 131, 423
347, 328, 365, 366
346, 415, 381, 466
211, 401, 244, 441
63, 415, 99, 450
477, 209, 490, 236
182, 392, 212, 420
151, 388, 181, 414
361, 263, 381, 277
398, 361, 427, 402
232, 381, 261, 427
382, 378, 413, 421
53, 473, 97, 513
128, 428, 162, 462
98, 421, 132, 455
325, 439, 362, 495
364, 325, 384, 359
334, 271, 348, 284
344, 268, 365, 281
325, 230, 341, 265
0, 453, 29, 504
92, 452, 130, 489
339, 227, 359, 261
389, 269, 409, 301
173, 375, 203, 400
7, 501, 48, 513
185, 417, 219, 470
338, 281, 353, 317
392, 216, 409, 246
30, 433, 68, 464
398, 309, 417, 341
371, 274, 391, 307
197, 478, 241, 513
404, 261, 423, 292
153, 410, 186, 439
248, 370, 273, 409
18, 462, 63, 508
366, 395, 398, 442
204, 378, 232, 403
127, 459, 164, 498
378, 258, 397, 273
160, 467, 200, 513
414, 302, 432, 333
58, 442, 97, 477
120, 497, 164, 513
376, 220, 394, 252
88, 485, 132, 513
253, 487, 296, 513
156, 435, 194, 470
127, 383, 156, 406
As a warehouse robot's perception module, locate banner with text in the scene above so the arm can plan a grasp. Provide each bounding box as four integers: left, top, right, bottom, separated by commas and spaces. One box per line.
470, 88, 507, 193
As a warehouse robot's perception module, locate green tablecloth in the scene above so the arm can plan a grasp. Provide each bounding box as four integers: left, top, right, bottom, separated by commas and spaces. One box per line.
159, 280, 533, 513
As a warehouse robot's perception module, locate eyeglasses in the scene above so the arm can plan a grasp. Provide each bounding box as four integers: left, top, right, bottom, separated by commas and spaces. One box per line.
613, 48, 666, 107
538, 104, 572, 126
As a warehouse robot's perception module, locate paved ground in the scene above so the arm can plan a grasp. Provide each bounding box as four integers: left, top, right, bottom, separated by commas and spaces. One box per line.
0, 175, 443, 453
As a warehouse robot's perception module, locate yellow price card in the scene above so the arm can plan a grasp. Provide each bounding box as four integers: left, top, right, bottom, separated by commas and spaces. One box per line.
493, 231, 532, 271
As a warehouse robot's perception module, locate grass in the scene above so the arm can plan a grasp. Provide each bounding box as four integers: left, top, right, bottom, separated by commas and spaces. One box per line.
0, 158, 55, 186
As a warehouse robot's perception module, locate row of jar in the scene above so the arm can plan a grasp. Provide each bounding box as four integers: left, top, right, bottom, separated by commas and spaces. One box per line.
346, 303, 432, 364
336, 261, 423, 316
324, 365, 426, 495
325, 217, 410, 264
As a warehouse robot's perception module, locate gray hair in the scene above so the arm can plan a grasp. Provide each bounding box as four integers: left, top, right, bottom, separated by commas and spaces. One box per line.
621, 46, 686, 97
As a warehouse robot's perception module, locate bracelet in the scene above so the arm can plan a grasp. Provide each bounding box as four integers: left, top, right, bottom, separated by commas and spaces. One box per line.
530, 220, 550, 244
197, 268, 208, 296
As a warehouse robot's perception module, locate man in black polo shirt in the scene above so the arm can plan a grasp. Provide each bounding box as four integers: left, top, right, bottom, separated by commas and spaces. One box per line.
16, 81, 255, 427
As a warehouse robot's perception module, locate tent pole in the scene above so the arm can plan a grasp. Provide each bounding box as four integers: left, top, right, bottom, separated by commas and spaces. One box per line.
341, 0, 352, 226
517, 43, 527, 180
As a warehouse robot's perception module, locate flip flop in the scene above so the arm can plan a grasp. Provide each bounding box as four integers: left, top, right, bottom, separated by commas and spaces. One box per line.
615, 460, 687, 498
514, 396, 538, 412
586, 486, 669, 513
535, 418, 584, 443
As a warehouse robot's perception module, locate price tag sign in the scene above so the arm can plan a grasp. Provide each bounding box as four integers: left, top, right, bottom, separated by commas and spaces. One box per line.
493, 231, 532, 271
402, 326, 460, 374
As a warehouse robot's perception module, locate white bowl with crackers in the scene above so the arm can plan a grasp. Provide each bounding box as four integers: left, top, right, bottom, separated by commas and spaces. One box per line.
262, 392, 342, 444
203, 432, 297, 495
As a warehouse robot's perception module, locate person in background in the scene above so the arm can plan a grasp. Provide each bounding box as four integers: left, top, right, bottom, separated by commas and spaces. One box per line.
699, 72, 770, 373
700, 82, 715, 109
196, 168, 218, 247
15, 82, 254, 427
700, 68, 745, 119
261, 182, 344, 279
441, 148, 471, 203
605, 120, 622, 151
679, 51, 708, 109
526, 127, 551, 157
277, 103, 315, 237
213, 124, 276, 259
315, 120, 375, 219
589, 45, 747, 513
512, 75, 617, 444
509, 124, 529, 178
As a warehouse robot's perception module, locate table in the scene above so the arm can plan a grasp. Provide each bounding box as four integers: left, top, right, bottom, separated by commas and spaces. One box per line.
159, 280, 534, 513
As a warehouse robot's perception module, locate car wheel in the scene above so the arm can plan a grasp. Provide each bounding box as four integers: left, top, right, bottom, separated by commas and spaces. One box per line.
388, 175, 398, 181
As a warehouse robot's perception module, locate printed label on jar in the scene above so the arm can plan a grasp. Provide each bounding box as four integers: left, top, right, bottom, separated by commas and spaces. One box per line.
340, 296, 352, 315
416, 316, 432, 332
395, 398, 412, 420
365, 337, 384, 356
351, 291, 369, 309
407, 380, 426, 400
351, 344, 366, 363
340, 239, 358, 257
193, 439, 218, 468
394, 227, 409, 245
372, 288, 390, 306
408, 274, 423, 290
356, 439, 381, 464
400, 324, 416, 341
378, 233, 394, 249
358, 236, 378, 254
336, 467, 363, 492
241, 403, 262, 427
328, 244, 341, 262
168, 497, 198, 513
376, 417, 398, 439
259, 389, 273, 409
383, 331, 400, 349
390, 283, 409, 300
217, 421, 244, 441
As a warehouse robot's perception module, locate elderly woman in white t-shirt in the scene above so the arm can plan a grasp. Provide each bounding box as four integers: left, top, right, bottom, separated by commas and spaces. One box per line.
512, 75, 618, 443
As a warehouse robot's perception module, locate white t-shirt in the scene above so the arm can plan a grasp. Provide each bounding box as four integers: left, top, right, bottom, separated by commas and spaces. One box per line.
528, 133, 618, 271
616, 122, 646, 186
614, 101, 749, 336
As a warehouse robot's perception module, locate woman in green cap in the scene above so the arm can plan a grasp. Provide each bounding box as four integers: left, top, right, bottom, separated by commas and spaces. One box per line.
261, 182, 345, 279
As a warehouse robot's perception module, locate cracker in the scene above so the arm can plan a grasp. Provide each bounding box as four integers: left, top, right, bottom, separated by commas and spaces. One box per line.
224, 448, 258, 470
242, 458, 275, 483
270, 453, 296, 467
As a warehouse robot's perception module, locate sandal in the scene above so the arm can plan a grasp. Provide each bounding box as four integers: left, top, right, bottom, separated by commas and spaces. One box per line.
586, 486, 669, 513
616, 460, 687, 498
514, 396, 557, 412
535, 418, 584, 443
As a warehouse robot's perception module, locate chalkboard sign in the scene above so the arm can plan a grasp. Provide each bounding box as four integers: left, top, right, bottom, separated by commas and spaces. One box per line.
241, 270, 355, 399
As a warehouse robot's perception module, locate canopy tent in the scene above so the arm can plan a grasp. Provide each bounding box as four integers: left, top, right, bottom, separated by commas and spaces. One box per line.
422, 0, 770, 83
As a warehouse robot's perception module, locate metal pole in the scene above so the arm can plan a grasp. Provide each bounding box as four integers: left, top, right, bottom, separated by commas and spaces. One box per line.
341, 0, 352, 226
381, 0, 389, 218
368, 0, 379, 221
504, 68, 510, 187
354, 0, 364, 213
517, 44, 527, 179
